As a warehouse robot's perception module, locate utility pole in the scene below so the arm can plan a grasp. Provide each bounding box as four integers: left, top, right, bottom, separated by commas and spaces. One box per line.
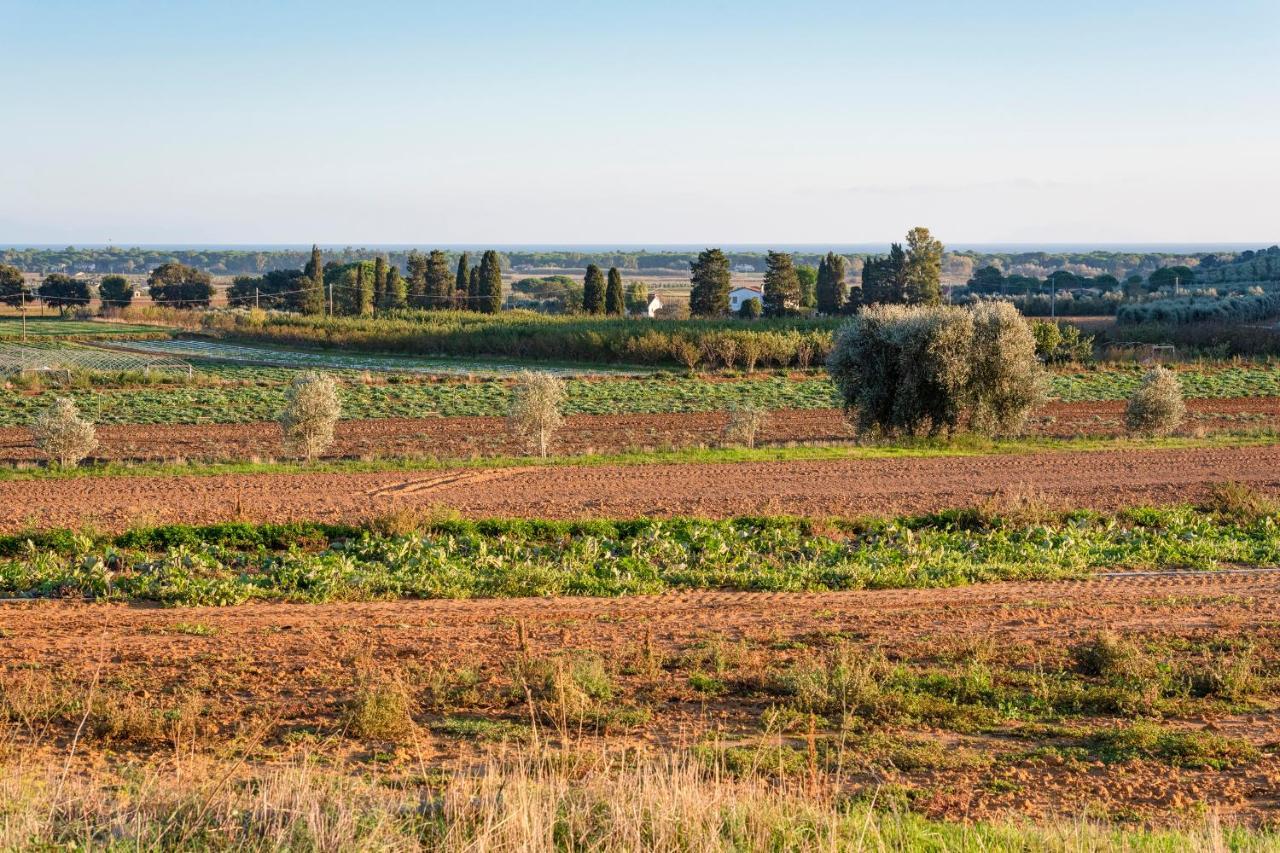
327, 280, 333, 317
254, 287, 259, 310
20, 288, 27, 343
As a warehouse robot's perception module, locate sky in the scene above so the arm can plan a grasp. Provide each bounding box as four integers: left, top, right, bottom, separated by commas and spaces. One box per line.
1, 0, 1278, 246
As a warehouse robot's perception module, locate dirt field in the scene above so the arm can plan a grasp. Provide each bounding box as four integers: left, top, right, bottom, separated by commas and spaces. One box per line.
4, 570, 1279, 825
5, 443, 1280, 532
1, 397, 1278, 465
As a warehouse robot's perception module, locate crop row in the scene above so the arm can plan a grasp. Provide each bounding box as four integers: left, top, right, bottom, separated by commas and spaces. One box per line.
0, 376, 839, 426
5, 363, 1280, 426
3, 507, 1276, 605
119, 338, 649, 376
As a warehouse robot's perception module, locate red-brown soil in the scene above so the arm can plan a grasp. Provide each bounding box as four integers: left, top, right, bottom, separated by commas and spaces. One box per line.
4, 571, 1279, 825
1, 397, 1278, 466
5, 443, 1280, 532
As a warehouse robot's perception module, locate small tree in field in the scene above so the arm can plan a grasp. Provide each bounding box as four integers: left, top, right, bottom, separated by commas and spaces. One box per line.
508, 371, 565, 457
1125, 366, 1185, 436
280, 371, 341, 460
722, 405, 767, 449
31, 397, 97, 468
827, 303, 1046, 438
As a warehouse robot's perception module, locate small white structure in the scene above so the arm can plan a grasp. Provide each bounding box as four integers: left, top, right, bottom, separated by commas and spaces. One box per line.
643, 294, 663, 318
728, 286, 763, 313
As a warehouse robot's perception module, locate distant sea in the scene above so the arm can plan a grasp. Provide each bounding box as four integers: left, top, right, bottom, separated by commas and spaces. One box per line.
0, 242, 1270, 253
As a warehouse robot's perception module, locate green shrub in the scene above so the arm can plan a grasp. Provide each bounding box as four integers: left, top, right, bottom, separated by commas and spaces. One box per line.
827, 303, 1046, 437
1124, 366, 1185, 436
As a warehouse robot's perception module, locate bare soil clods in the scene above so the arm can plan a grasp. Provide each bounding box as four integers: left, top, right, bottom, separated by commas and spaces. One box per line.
3, 572, 1280, 825
4, 443, 1280, 532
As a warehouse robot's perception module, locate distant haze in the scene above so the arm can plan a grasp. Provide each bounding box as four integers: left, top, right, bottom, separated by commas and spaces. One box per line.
2, 1, 1277, 245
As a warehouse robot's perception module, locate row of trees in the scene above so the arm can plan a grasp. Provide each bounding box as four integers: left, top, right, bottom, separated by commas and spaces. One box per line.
688, 228, 945, 319
231, 247, 507, 317
581, 265, 626, 315
0, 265, 151, 312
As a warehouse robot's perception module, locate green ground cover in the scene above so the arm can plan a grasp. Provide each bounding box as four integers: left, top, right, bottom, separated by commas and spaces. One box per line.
5, 363, 1280, 426
5, 504, 1277, 605
0, 318, 170, 338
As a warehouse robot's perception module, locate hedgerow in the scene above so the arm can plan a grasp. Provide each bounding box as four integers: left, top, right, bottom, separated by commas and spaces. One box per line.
204, 309, 840, 369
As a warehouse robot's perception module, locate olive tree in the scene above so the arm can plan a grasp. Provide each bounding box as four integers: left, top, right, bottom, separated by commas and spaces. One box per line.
1125, 366, 1185, 436
31, 397, 98, 468
827, 303, 1046, 438
508, 370, 565, 458
279, 371, 341, 460
722, 405, 767, 449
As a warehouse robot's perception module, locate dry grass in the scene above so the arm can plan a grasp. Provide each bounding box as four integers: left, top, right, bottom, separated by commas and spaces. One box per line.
0, 747, 1269, 851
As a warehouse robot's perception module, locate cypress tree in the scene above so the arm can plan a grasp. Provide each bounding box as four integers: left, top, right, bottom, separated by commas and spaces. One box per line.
477, 250, 503, 314
762, 251, 800, 318
583, 264, 605, 315
373, 256, 387, 312
406, 250, 429, 308
886, 243, 909, 304
688, 248, 730, 317
300, 244, 324, 315
469, 267, 479, 301
605, 267, 624, 316
425, 250, 453, 309
816, 251, 847, 315
356, 263, 374, 316
455, 252, 470, 309
384, 265, 407, 310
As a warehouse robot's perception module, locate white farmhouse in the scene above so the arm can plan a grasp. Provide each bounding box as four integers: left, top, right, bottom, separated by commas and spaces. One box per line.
728, 286, 763, 313
643, 294, 663, 318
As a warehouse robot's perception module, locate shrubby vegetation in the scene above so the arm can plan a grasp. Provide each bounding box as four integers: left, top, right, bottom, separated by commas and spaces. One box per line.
29, 397, 97, 467
279, 371, 341, 459
507, 371, 565, 457
1031, 320, 1094, 363
1125, 366, 1186, 437
207, 309, 840, 369
1116, 289, 1280, 326
828, 303, 1046, 437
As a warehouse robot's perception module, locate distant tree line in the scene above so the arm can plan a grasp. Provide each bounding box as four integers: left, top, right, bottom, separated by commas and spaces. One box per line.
6, 244, 1271, 282
688, 227, 945, 319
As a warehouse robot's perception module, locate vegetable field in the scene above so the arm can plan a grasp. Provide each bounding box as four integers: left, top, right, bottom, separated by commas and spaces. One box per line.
5, 507, 1277, 605
119, 338, 652, 376
0, 318, 170, 339
4, 359, 1280, 426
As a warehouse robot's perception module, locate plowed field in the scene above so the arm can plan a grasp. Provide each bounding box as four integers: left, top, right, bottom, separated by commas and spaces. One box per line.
6, 443, 1280, 532
5, 570, 1280, 825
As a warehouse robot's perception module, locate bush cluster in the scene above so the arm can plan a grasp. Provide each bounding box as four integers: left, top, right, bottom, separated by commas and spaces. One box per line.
827, 303, 1047, 437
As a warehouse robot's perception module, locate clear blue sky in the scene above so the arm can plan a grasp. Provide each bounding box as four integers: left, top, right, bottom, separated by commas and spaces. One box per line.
2, 0, 1277, 245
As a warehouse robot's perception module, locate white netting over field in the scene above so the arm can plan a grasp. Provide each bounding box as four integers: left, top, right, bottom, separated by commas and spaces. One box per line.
0, 343, 193, 377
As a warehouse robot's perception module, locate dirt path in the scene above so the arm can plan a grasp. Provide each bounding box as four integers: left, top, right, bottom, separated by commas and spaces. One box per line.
1, 397, 1277, 465
5, 443, 1280, 531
